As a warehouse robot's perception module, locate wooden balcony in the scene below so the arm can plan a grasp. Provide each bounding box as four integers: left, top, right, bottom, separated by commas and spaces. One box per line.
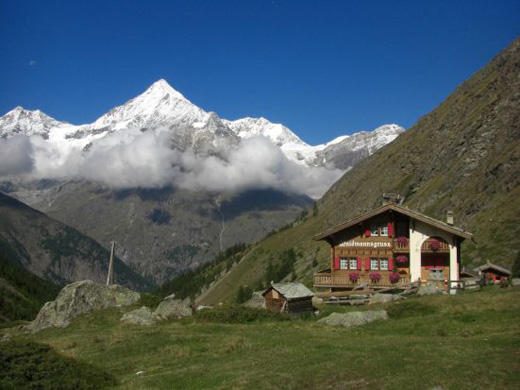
314, 272, 410, 289
393, 239, 409, 253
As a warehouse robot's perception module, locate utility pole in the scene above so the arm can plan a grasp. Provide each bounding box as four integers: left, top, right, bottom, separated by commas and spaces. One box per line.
106, 241, 116, 286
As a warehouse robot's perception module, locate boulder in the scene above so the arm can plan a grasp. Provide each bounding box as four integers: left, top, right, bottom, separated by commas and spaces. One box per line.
27, 280, 140, 332
511, 278, 520, 287
369, 293, 403, 305
243, 291, 266, 309
417, 284, 442, 296
318, 310, 388, 327
153, 294, 192, 319
121, 307, 157, 326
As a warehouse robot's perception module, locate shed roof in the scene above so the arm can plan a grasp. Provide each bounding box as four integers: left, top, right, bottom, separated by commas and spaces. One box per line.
313, 203, 473, 241
473, 262, 512, 276
263, 282, 314, 300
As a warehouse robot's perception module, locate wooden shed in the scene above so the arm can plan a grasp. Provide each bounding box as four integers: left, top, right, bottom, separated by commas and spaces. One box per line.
474, 262, 512, 283
262, 282, 314, 316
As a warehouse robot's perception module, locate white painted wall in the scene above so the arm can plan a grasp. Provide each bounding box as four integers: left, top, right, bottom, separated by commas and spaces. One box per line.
408, 219, 458, 287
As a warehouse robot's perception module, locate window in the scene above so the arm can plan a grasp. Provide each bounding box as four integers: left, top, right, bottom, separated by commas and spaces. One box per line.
396, 222, 408, 237
371, 258, 379, 270
370, 224, 379, 236
380, 225, 388, 237
380, 259, 389, 270
349, 258, 358, 270
340, 258, 348, 269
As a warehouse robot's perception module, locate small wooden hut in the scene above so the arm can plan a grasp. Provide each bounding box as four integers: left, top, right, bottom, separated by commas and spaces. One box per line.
474, 262, 512, 283
262, 282, 314, 316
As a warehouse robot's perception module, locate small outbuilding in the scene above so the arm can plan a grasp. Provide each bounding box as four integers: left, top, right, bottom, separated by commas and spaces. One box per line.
474, 262, 512, 283
262, 282, 314, 316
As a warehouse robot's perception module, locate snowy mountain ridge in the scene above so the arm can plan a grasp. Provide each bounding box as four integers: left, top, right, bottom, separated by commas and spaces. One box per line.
0, 79, 404, 169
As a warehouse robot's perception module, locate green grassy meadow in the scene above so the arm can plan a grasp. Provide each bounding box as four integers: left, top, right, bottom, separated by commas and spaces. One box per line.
2, 287, 520, 390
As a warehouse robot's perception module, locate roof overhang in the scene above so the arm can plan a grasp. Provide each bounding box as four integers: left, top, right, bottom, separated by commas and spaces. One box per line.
313, 203, 473, 242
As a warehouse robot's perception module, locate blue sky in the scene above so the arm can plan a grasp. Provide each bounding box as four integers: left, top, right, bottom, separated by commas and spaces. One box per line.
1, 0, 519, 145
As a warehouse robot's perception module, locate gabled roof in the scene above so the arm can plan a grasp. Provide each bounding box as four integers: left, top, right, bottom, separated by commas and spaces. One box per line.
473, 262, 512, 276
263, 282, 314, 300
313, 203, 473, 241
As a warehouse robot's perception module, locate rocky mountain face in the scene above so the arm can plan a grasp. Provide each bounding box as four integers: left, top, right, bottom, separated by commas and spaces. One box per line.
196, 37, 520, 304
0, 191, 150, 290
0, 79, 403, 286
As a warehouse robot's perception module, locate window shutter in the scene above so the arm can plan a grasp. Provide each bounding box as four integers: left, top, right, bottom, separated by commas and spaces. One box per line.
389, 258, 393, 271
365, 258, 370, 271
388, 222, 393, 238
334, 257, 340, 270
357, 257, 362, 270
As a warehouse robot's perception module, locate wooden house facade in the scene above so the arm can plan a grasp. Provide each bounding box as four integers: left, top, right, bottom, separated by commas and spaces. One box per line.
262, 282, 314, 316
313, 203, 473, 293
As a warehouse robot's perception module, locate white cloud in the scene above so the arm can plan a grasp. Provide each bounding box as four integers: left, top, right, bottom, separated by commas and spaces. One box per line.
0, 136, 34, 176
0, 130, 343, 198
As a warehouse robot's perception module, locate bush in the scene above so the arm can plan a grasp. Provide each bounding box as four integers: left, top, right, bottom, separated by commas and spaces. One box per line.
195, 305, 290, 324
0, 340, 117, 389
137, 293, 163, 309
387, 300, 438, 319
235, 286, 253, 304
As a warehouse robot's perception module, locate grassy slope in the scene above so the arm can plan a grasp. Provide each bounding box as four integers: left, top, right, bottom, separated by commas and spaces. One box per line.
5, 287, 520, 389
198, 37, 520, 305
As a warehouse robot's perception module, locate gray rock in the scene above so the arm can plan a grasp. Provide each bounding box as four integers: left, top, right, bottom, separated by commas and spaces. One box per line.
511, 278, 520, 287
27, 280, 140, 332
196, 305, 213, 311
243, 291, 266, 309
417, 284, 442, 296
121, 307, 156, 326
369, 293, 403, 305
153, 294, 192, 319
318, 310, 388, 327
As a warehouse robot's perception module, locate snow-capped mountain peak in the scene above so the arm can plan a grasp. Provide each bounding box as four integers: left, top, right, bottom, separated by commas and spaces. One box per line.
142, 78, 189, 103
88, 79, 207, 131
0, 106, 67, 139
225, 116, 309, 148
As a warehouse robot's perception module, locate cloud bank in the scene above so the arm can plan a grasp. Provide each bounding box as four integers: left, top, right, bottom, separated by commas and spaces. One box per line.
0, 130, 343, 198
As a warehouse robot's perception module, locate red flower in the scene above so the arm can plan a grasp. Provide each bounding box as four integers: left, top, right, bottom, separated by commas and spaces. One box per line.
396, 236, 408, 245
389, 272, 400, 284
429, 240, 441, 251
369, 272, 381, 283
396, 255, 408, 264
349, 271, 360, 282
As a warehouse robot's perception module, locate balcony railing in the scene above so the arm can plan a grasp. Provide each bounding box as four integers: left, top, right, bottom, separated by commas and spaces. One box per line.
314, 272, 410, 288
393, 239, 409, 252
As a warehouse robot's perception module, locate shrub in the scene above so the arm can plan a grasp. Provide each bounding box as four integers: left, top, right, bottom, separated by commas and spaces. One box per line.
235, 285, 253, 304
349, 271, 360, 283
389, 272, 400, 284
369, 272, 381, 283
195, 305, 290, 324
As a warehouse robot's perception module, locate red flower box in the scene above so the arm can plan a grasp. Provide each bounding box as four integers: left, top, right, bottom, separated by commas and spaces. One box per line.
369, 271, 381, 283
389, 272, 400, 284
349, 271, 360, 283
396, 255, 408, 264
